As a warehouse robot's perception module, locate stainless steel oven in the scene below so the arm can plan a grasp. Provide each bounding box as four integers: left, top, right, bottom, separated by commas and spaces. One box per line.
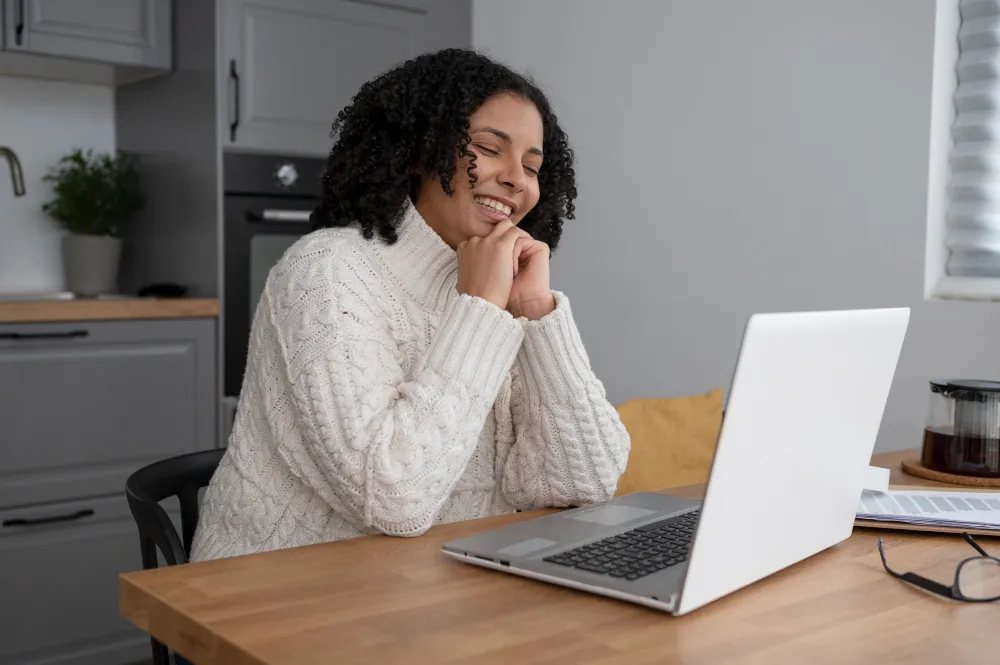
223, 152, 325, 398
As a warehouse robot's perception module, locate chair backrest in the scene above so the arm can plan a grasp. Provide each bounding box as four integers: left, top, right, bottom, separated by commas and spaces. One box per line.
614, 388, 724, 495
125, 448, 226, 569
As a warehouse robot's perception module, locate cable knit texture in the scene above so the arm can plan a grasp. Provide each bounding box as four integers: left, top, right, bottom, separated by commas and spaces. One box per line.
191, 203, 631, 561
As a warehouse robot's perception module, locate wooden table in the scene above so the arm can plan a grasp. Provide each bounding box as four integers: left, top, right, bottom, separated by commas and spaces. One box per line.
119, 450, 999, 665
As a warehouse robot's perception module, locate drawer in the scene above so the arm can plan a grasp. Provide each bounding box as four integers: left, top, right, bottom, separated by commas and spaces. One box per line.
0, 319, 217, 508
0, 494, 173, 665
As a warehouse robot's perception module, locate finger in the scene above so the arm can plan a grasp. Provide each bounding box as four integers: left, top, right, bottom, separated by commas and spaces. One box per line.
517, 239, 549, 262
487, 219, 516, 239
513, 236, 532, 276
500, 224, 531, 248
513, 236, 531, 258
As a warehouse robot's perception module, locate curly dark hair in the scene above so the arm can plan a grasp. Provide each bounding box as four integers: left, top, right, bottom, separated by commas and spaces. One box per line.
310, 48, 576, 249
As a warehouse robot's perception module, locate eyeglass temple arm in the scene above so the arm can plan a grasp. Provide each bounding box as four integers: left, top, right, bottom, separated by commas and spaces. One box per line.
878, 537, 959, 599
962, 532, 989, 557
895, 571, 957, 598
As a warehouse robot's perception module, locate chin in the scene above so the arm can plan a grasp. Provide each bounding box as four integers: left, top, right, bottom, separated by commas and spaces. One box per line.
467, 213, 498, 235
470, 223, 495, 238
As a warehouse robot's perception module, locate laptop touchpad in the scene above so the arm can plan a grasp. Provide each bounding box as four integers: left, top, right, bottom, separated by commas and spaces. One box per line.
497, 537, 559, 557
564, 505, 656, 526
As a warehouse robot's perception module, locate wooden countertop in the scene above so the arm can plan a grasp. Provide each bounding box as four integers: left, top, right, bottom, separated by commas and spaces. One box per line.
119, 450, 1000, 665
0, 297, 220, 323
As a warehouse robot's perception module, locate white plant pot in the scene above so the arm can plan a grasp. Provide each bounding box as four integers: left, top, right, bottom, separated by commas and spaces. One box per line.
62, 234, 122, 296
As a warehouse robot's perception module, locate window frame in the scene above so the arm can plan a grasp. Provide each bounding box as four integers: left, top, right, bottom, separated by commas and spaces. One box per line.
925, 0, 1000, 301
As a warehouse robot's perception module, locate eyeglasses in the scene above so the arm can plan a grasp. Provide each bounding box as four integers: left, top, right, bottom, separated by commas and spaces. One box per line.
877, 532, 1000, 603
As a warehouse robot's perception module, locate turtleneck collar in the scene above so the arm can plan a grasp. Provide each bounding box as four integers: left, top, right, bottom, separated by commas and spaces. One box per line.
370, 201, 459, 311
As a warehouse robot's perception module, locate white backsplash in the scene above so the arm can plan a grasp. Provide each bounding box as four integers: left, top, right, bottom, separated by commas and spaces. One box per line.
0, 75, 115, 294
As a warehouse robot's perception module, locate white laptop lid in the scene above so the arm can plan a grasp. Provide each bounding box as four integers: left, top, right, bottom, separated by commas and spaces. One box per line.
675, 308, 909, 615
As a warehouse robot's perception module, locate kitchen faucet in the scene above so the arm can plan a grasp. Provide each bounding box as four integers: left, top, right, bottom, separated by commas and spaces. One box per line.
0, 146, 26, 197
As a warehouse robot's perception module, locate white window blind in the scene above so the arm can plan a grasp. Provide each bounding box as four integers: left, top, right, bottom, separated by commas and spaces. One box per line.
947, 0, 1000, 277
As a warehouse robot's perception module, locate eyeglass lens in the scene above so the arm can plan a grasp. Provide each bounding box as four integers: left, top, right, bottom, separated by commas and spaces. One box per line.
957, 557, 1000, 601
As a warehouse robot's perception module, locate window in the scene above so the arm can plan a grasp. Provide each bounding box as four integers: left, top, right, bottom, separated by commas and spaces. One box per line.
928, 0, 1000, 299
946, 0, 1000, 277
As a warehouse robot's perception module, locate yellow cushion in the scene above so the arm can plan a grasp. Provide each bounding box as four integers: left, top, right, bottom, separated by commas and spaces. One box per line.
614, 388, 724, 495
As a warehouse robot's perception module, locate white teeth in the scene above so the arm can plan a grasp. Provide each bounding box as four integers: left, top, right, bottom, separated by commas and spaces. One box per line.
475, 196, 512, 216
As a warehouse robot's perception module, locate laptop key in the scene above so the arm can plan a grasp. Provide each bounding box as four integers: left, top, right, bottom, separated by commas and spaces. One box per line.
636, 511, 700, 533
576, 562, 612, 573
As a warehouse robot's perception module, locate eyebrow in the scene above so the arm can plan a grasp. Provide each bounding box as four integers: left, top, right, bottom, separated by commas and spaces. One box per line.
470, 126, 544, 158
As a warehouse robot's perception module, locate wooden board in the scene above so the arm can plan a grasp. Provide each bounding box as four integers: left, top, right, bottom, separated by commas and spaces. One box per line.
0, 298, 220, 323
901, 458, 1000, 487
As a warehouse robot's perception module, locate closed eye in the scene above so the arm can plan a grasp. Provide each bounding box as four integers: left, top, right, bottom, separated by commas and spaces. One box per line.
475, 144, 499, 156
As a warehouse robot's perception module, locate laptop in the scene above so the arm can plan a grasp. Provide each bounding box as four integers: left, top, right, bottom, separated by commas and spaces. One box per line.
442, 307, 910, 615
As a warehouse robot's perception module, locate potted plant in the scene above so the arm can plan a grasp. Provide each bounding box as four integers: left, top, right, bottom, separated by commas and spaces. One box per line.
41, 148, 145, 296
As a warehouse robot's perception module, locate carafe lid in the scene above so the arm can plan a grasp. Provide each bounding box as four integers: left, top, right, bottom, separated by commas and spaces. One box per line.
930, 379, 1000, 401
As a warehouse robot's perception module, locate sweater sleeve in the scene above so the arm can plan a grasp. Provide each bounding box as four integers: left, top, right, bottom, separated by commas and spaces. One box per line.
500, 291, 631, 509
270, 266, 523, 537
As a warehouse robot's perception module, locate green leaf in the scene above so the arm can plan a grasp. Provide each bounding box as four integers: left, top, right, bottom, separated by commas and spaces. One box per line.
40, 148, 145, 237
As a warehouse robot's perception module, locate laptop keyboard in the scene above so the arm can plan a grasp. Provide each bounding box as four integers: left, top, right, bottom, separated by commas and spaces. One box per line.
542, 510, 699, 581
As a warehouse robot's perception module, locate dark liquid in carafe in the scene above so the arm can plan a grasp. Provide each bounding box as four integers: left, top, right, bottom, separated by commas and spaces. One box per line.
922, 426, 1000, 477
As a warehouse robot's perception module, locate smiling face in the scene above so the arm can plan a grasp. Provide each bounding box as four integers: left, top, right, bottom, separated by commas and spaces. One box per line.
414, 93, 544, 248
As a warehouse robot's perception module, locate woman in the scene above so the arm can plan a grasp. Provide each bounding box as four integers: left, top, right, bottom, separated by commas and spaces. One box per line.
191, 49, 630, 561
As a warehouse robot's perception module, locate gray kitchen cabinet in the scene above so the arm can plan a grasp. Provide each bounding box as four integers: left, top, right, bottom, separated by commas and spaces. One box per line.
0, 317, 217, 509
2, 0, 171, 70
0, 494, 170, 665
222, 0, 421, 156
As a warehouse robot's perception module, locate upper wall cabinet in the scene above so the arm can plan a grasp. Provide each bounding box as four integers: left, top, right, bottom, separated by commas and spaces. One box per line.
0, 0, 172, 85
223, 0, 421, 156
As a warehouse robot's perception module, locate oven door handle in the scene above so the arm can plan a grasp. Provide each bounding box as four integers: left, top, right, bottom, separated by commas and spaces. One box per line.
248, 209, 313, 223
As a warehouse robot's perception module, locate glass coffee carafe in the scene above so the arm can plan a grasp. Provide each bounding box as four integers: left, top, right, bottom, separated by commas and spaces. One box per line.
922, 380, 1000, 478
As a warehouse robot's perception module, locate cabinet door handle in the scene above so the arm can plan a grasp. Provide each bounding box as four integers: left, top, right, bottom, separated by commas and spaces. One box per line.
0, 330, 88, 340
3, 509, 95, 528
249, 209, 312, 223
230, 59, 240, 141
15, 0, 25, 46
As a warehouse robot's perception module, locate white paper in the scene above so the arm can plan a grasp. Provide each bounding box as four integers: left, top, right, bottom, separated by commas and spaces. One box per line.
862, 466, 890, 492
857, 489, 1000, 531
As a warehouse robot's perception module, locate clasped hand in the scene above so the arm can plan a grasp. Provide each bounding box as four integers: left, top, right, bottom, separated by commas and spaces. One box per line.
456, 219, 555, 320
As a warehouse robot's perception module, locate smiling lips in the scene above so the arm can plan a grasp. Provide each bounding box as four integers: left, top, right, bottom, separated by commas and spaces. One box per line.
474, 195, 514, 221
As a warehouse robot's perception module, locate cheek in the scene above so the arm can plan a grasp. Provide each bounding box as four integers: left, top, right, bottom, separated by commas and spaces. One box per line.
470, 163, 499, 188
525, 183, 541, 213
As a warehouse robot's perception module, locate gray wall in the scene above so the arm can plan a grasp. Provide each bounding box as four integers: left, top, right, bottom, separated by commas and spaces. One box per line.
473, 0, 1000, 453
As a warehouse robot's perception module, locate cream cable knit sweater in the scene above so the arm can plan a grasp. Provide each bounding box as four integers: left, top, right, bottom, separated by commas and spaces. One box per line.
191, 203, 631, 561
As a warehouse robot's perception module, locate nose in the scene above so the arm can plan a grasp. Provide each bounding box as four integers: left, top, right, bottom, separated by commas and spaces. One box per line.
497, 154, 526, 192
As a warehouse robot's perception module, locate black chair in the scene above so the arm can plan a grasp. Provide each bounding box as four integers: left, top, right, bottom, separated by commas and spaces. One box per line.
125, 448, 226, 665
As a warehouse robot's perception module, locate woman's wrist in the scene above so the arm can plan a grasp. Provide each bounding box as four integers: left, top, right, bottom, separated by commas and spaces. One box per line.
508, 292, 556, 320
